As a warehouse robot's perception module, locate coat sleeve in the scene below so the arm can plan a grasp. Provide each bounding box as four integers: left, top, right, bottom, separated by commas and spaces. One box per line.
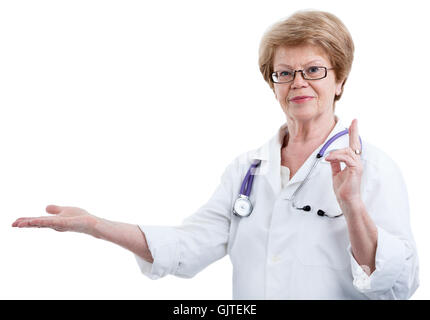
134, 159, 237, 279
348, 148, 419, 299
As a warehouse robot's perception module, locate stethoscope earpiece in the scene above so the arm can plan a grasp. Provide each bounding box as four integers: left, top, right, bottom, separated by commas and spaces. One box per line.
295, 206, 327, 217
317, 209, 326, 217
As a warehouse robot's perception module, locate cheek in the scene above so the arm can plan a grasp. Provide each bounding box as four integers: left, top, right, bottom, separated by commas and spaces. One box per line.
312, 84, 332, 101
318, 79, 339, 99
275, 87, 290, 102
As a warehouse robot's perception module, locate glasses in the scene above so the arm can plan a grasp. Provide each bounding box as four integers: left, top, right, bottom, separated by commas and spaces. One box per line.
271, 66, 334, 84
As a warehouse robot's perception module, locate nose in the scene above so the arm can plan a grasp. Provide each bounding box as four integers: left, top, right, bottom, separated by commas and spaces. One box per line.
291, 70, 309, 89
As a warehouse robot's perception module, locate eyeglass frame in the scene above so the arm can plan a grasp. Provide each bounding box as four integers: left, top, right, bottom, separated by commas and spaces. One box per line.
271, 66, 335, 84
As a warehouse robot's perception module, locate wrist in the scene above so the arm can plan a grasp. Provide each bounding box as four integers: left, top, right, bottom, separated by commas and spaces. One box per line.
339, 199, 367, 222
339, 197, 364, 213
90, 216, 107, 239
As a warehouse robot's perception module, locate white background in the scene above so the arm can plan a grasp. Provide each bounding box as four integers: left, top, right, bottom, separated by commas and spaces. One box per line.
0, 0, 429, 299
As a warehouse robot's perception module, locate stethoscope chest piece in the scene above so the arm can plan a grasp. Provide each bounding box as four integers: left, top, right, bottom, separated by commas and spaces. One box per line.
233, 195, 253, 217
232, 160, 261, 217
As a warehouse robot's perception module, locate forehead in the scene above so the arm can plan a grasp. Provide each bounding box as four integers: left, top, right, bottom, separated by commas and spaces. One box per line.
273, 44, 331, 68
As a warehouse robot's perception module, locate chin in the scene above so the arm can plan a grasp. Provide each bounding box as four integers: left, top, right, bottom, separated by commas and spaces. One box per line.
285, 105, 318, 121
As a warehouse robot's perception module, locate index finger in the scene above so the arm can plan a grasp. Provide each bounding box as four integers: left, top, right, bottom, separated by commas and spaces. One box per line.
349, 119, 360, 150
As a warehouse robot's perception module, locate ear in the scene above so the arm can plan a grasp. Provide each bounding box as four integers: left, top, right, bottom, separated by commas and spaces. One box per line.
335, 80, 344, 96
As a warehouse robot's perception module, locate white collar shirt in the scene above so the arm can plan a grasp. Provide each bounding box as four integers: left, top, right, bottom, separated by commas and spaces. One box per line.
135, 117, 419, 299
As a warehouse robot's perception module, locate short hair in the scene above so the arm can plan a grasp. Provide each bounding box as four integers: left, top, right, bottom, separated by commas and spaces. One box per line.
258, 10, 354, 102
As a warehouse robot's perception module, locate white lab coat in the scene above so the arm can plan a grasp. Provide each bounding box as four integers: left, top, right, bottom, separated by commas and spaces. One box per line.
135, 117, 419, 299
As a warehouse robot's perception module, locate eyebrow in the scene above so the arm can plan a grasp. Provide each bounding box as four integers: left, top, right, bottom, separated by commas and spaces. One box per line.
275, 60, 325, 69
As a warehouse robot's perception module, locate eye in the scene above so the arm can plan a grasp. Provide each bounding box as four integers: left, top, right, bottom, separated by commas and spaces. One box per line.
279, 70, 293, 77
307, 66, 320, 74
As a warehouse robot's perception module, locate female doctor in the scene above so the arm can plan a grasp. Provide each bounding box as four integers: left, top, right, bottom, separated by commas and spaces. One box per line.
12, 10, 419, 299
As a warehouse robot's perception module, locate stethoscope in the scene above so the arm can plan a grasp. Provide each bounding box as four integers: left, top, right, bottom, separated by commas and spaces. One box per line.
232, 128, 362, 218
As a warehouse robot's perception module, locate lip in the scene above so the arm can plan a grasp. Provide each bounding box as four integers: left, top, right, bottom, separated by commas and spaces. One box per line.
290, 96, 314, 103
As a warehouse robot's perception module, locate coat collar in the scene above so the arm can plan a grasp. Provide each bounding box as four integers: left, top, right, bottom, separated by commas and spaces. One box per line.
250, 116, 350, 196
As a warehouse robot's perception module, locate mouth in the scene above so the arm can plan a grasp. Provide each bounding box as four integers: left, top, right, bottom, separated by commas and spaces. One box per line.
289, 96, 314, 103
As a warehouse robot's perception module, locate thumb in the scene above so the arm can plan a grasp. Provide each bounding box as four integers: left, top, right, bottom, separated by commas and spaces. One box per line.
46, 204, 62, 215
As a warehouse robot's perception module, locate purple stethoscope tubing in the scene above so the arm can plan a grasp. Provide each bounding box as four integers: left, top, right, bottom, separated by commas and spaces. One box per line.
239, 160, 262, 197
317, 128, 362, 158
236, 128, 362, 216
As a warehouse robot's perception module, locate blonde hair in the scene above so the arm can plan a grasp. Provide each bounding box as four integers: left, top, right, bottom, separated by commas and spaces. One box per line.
258, 10, 354, 102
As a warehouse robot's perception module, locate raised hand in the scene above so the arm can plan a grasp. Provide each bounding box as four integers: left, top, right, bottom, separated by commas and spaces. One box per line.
325, 119, 363, 207
12, 205, 98, 235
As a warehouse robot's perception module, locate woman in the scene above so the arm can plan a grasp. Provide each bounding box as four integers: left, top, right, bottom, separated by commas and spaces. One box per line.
12, 10, 419, 299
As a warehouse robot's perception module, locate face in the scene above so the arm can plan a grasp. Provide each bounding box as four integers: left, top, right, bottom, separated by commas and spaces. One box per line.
272, 44, 343, 122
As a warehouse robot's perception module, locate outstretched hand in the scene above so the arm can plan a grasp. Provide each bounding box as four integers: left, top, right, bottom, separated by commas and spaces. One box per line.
325, 119, 363, 207
12, 205, 98, 235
